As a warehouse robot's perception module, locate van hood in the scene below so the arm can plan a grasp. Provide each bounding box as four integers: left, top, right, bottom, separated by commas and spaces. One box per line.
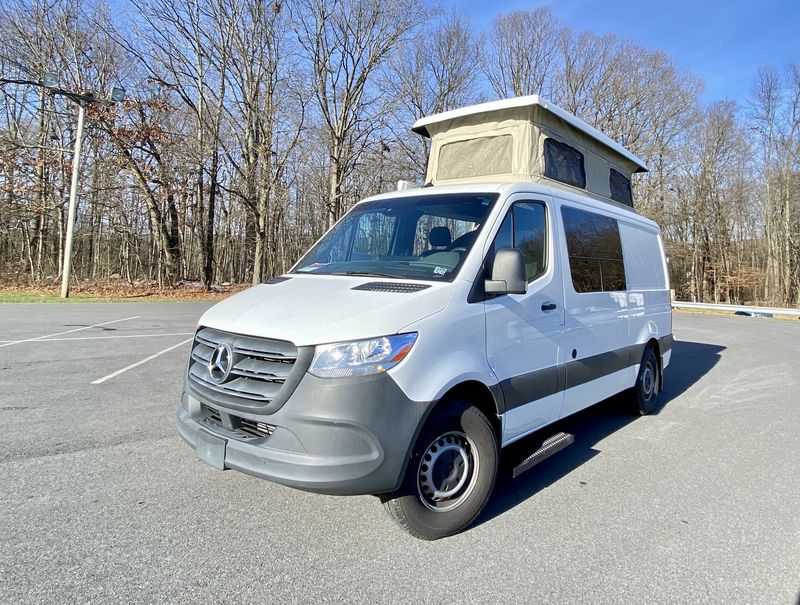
198, 275, 452, 346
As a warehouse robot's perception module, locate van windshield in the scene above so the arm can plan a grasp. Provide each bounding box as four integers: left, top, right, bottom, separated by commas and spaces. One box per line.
292, 193, 498, 282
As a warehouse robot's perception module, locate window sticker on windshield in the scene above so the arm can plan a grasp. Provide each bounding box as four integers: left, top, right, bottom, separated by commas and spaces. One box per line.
298, 263, 328, 272
433, 266, 447, 276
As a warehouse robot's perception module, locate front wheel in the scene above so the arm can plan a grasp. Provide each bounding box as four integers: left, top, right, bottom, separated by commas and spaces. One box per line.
380, 401, 498, 540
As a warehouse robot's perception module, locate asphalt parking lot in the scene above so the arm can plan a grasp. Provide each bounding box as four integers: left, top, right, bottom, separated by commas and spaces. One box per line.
1, 303, 798, 604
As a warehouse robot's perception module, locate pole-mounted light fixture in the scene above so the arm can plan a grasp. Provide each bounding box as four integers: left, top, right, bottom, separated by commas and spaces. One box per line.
42, 72, 59, 89
110, 87, 126, 103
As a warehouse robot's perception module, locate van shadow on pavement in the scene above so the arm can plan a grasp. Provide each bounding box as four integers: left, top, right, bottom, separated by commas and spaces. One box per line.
476, 339, 726, 527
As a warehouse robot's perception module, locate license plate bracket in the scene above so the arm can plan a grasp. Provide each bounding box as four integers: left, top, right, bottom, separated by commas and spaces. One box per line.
196, 429, 227, 470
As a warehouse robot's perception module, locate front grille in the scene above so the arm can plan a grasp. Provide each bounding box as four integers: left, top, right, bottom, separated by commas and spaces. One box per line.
188, 327, 298, 408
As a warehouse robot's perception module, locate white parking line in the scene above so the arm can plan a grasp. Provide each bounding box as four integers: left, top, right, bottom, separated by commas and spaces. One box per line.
0, 316, 141, 348
91, 337, 193, 385
0, 332, 194, 343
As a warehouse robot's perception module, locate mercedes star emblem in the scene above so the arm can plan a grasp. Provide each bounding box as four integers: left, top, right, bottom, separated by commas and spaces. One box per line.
208, 343, 234, 384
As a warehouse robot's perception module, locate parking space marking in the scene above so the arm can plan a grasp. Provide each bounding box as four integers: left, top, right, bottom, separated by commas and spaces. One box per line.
0, 316, 141, 348
0, 332, 194, 343
91, 337, 193, 385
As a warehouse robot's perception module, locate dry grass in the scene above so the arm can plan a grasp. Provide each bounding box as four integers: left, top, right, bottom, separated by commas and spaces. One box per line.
0, 280, 249, 303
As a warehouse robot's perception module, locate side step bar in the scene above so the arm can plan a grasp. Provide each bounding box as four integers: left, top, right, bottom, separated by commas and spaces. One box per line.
512, 432, 575, 479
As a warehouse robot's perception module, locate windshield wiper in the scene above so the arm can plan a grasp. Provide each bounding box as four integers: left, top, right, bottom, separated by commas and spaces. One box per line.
331, 271, 401, 279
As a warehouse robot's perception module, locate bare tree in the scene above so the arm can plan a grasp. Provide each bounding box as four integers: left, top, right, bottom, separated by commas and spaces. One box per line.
384, 9, 482, 178
219, 0, 305, 284
482, 8, 560, 99
294, 0, 425, 228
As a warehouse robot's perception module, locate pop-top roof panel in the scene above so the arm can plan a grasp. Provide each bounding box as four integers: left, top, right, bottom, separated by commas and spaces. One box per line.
412, 95, 648, 173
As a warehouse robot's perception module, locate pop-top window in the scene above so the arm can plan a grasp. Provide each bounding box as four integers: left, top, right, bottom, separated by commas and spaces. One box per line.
436, 135, 513, 181
561, 206, 626, 292
544, 138, 586, 189
609, 168, 633, 206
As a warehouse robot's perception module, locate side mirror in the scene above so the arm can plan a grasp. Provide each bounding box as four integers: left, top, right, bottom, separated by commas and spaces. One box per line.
485, 248, 527, 295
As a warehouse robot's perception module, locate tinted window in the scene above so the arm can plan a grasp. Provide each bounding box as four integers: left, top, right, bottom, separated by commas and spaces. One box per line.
544, 138, 586, 189
609, 168, 633, 206
561, 206, 626, 292
489, 202, 547, 282
513, 203, 547, 281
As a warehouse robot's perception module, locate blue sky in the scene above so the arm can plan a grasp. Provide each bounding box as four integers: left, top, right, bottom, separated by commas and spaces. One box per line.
457, 0, 799, 104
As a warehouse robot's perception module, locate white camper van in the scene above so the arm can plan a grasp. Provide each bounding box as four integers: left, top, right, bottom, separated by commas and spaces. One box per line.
176, 96, 672, 540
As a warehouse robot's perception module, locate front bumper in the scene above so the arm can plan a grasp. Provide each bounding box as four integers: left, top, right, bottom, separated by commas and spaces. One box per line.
176, 371, 431, 495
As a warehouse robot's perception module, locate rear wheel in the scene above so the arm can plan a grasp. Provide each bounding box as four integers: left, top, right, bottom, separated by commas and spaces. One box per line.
380, 401, 498, 540
631, 346, 660, 415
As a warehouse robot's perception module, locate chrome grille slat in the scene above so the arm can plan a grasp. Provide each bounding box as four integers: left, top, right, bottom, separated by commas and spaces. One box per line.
189, 366, 281, 402
232, 357, 293, 380
197, 327, 297, 357
195, 333, 218, 348
191, 343, 213, 363
230, 369, 285, 382
187, 328, 298, 408
232, 346, 296, 363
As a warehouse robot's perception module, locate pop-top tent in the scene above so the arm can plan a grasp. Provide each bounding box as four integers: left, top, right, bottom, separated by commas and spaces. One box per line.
412, 95, 648, 208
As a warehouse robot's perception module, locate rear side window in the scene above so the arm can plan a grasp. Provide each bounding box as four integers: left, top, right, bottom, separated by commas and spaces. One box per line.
561, 206, 626, 292
544, 138, 586, 189
609, 168, 633, 206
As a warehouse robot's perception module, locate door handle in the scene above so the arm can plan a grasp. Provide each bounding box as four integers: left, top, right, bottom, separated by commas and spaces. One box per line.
541, 302, 557, 311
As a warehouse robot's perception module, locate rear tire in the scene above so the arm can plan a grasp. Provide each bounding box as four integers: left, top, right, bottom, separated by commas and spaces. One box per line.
631, 346, 660, 415
380, 401, 498, 540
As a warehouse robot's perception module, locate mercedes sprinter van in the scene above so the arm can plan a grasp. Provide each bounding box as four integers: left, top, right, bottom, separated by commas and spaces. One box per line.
176, 96, 673, 539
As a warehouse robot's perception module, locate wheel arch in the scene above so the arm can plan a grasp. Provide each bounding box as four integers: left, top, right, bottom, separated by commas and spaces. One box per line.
432, 380, 502, 442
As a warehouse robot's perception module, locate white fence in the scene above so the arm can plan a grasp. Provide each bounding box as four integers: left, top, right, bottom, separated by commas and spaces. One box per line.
672, 301, 800, 318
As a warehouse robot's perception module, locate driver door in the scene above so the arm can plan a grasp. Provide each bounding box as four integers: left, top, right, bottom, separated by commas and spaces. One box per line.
483, 195, 565, 445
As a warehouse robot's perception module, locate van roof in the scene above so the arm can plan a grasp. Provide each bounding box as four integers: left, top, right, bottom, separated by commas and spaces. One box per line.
412, 95, 648, 174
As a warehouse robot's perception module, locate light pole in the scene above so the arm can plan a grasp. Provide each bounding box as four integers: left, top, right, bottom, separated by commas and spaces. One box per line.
60, 99, 87, 298
42, 76, 126, 298
1, 73, 126, 297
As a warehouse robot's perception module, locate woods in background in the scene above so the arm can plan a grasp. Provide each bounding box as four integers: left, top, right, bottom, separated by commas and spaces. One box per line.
0, 1, 798, 305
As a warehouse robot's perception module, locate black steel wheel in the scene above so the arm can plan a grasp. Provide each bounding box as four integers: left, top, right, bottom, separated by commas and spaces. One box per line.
632, 346, 661, 415
380, 401, 498, 540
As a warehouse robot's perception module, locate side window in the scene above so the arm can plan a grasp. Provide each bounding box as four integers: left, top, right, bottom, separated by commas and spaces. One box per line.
561, 206, 626, 292
609, 168, 633, 206
513, 203, 547, 281
544, 138, 586, 189
488, 202, 547, 282
489, 213, 513, 254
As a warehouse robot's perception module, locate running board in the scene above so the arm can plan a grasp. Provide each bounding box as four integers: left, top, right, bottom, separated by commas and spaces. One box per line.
512, 432, 575, 478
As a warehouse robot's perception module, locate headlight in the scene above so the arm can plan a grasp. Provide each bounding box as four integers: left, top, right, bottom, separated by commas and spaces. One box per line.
309, 333, 418, 378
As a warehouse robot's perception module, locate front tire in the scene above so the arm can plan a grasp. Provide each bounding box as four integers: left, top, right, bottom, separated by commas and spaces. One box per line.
380, 401, 498, 540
